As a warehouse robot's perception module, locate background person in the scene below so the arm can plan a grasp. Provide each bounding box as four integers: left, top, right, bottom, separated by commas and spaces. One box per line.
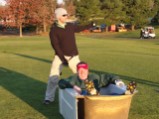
43, 8, 94, 104
140, 28, 144, 39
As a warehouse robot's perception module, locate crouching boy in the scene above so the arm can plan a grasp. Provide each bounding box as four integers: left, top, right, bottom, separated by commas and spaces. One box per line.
58, 61, 127, 95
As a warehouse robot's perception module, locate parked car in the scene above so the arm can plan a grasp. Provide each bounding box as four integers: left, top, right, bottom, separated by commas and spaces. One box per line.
90, 26, 102, 33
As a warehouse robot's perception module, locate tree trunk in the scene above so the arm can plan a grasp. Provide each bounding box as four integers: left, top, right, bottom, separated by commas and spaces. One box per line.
36, 25, 39, 34
19, 23, 23, 37
43, 18, 47, 33
131, 25, 135, 31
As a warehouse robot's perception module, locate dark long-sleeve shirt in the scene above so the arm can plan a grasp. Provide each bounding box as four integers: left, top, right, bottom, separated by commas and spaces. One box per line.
49, 22, 92, 62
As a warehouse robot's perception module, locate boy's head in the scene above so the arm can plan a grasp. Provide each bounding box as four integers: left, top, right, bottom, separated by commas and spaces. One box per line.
77, 62, 89, 80
55, 8, 68, 23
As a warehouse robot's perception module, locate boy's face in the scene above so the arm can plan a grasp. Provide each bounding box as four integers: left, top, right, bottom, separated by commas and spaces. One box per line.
78, 68, 88, 80
58, 14, 68, 23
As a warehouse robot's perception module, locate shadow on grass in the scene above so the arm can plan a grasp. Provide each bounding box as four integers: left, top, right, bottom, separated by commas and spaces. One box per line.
8, 52, 52, 64
0, 67, 63, 119
90, 70, 159, 88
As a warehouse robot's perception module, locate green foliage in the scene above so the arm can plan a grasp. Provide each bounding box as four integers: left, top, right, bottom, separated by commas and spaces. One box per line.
100, 0, 126, 24
122, 0, 159, 27
152, 0, 159, 24
75, 0, 102, 24
75, 0, 159, 27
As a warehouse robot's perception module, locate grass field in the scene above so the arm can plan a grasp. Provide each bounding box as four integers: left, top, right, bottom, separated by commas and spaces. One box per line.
0, 30, 159, 119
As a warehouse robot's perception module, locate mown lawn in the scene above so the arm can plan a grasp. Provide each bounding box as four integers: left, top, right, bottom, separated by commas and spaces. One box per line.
0, 30, 159, 119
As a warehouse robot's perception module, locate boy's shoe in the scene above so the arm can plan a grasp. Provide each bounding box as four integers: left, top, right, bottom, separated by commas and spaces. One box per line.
115, 79, 127, 91
126, 81, 137, 94
43, 100, 52, 105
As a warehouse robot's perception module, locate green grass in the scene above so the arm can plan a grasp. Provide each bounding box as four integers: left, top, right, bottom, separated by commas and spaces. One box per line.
0, 31, 159, 119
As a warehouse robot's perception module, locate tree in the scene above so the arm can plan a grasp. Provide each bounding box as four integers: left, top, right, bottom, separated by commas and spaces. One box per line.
100, 0, 126, 25
6, 0, 38, 37
122, 0, 159, 30
151, 0, 159, 24
65, 0, 76, 16
25, 0, 56, 34
75, 0, 102, 24
0, 6, 5, 21
37, 0, 56, 33
5, 0, 56, 37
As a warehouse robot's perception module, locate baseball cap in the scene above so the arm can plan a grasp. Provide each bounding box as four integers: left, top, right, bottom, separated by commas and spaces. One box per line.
55, 8, 68, 19
77, 62, 89, 71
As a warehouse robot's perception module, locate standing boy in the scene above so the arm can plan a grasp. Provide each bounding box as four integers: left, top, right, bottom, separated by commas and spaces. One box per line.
43, 8, 93, 104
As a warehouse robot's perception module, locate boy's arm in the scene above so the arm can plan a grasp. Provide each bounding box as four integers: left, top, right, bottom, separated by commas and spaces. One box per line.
58, 75, 76, 89
73, 22, 94, 33
58, 79, 73, 89
58, 75, 82, 94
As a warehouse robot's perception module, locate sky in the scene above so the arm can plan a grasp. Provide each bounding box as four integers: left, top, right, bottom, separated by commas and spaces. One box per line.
0, 0, 6, 6
57, 0, 64, 4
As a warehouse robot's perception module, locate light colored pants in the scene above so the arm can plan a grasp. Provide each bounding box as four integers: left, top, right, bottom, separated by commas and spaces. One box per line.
44, 55, 80, 101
